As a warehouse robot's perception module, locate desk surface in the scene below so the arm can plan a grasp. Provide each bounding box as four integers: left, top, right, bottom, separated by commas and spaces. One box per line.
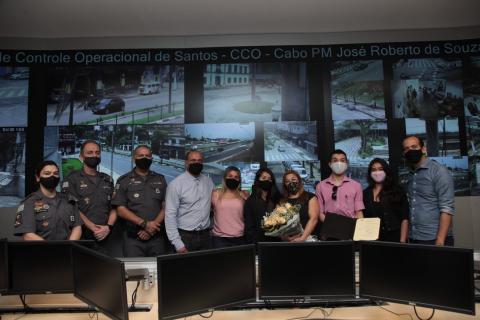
1, 303, 479, 320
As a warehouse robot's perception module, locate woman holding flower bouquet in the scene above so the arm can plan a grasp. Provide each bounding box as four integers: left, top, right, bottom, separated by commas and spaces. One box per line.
211, 166, 249, 248
280, 170, 320, 242
244, 168, 282, 244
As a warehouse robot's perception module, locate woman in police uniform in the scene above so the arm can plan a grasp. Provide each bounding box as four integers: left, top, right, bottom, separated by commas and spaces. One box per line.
14, 160, 82, 240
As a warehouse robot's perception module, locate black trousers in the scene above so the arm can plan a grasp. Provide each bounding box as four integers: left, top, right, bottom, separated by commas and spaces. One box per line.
81, 227, 113, 256
123, 232, 166, 257
178, 229, 212, 252
212, 235, 245, 248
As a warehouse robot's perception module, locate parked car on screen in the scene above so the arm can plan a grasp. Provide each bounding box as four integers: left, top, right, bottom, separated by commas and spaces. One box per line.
91, 97, 125, 115
290, 164, 309, 180
353, 63, 368, 71
9, 70, 29, 80
138, 81, 160, 95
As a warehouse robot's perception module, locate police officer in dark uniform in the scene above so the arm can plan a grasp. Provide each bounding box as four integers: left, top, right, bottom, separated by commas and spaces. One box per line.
14, 160, 82, 240
112, 145, 167, 257
62, 140, 116, 254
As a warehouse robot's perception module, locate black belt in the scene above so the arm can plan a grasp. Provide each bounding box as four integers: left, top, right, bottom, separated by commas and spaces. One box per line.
178, 228, 211, 235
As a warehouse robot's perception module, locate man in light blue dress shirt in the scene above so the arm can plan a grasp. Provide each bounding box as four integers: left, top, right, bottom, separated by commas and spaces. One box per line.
165, 150, 214, 252
402, 135, 455, 246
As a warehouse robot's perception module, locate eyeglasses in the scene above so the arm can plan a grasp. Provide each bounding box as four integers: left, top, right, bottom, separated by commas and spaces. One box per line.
332, 186, 338, 201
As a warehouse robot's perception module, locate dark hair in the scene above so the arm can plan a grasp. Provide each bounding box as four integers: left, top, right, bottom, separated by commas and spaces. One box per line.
134, 144, 152, 155
35, 160, 59, 177
252, 167, 281, 205
281, 170, 308, 204
329, 149, 348, 162
366, 158, 403, 205
403, 135, 424, 148
80, 140, 101, 154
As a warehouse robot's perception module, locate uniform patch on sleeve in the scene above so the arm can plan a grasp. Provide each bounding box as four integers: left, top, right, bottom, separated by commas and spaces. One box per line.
70, 215, 75, 222
62, 181, 69, 188
17, 204, 24, 213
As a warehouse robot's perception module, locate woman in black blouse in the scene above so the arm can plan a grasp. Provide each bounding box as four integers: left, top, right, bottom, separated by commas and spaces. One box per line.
281, 170, 320, 242
363, 158, 409, 242
243, 168, 282, 244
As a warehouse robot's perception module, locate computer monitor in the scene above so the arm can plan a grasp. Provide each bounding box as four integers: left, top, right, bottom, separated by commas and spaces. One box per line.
6, 240, 93, 295
72, 243, 129, 320
359, 241, 475, 315
157, 245, 256, 320
0, 238, 7, 294
258, 241, 356, 299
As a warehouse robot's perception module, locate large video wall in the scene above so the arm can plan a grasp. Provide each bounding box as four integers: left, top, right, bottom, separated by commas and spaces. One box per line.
0, 40, 479, 207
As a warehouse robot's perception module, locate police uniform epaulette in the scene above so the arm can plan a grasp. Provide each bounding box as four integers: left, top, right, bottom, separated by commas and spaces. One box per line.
99, 171, 113, 182
21, 191, 41, 204
57, 191, 77, 204
117, 172, 133, 183
66, 169, 82, 178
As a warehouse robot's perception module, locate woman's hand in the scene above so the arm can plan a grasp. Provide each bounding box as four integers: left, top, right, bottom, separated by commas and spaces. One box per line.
286, 233, 302, 242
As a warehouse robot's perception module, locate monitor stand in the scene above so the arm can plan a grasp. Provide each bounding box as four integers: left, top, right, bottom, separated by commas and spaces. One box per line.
0, 303, 153, 314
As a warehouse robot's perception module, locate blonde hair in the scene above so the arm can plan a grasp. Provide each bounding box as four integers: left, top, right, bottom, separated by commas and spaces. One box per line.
217, 166, 244, 202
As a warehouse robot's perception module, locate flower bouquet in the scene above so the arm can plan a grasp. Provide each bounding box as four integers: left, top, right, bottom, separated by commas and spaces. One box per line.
261, 202, 303, 237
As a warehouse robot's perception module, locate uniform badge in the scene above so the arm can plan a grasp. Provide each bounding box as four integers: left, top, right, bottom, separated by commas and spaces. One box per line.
84, 197, 90, 205
14, 213, 22, 226
155, 188, 161, 194
134, 193, 140, 198
62, 181, 69, 188
70, 215, 75, 222
34, 200, 45, 213
80, 181, 88, 189
43, 204, 50, 210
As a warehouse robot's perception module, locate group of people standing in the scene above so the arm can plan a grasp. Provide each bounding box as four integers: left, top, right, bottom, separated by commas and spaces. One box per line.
13, 133, 455, 257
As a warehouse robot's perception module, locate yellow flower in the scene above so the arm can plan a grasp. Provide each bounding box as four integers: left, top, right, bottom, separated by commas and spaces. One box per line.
276, 207, 287, 214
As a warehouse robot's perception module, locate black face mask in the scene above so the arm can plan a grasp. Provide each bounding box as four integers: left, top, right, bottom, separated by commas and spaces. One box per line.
83, 156, 101, 168
39, 176, 60, 190
225, 178, 240, 190
188, 163, 203, 176
257, 180, 272, 191
404, 149, 423, 164
135, 158, 152, 170
286, 182, 299, 194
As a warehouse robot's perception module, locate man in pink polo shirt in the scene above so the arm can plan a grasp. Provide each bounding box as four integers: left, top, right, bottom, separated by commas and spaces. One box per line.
315, 149, 364, 222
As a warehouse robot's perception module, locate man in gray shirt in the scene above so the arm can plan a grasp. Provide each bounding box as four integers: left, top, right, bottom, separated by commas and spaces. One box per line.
402, 135, 455, 246
112, 145, 167, 257
165, 150, 214, 253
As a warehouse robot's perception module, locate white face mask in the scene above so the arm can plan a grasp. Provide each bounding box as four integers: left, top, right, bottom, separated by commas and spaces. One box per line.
371, 170, 386, 183
330, 161, 348, 175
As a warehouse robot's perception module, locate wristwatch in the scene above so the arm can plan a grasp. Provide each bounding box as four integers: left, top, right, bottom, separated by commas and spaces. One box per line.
139, 220, 147, 229
107, 224, 114, 230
